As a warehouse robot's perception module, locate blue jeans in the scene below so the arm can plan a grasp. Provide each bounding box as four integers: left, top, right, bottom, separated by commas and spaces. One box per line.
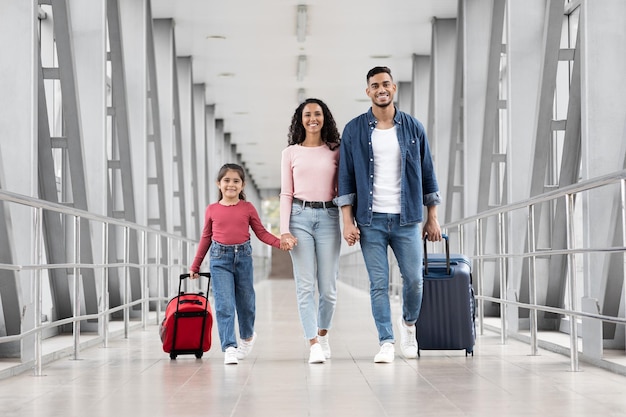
359, 213, 423, 345
289, 203, 341, 340
209, 240, 255, 351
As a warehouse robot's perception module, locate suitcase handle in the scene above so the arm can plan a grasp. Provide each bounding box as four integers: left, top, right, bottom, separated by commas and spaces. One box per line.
178, 273, 211, 301
180, 272, 210, 280
423, 233, 450, 275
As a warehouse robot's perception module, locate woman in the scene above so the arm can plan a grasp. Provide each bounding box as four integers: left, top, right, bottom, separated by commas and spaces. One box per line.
279, 98, 341, 364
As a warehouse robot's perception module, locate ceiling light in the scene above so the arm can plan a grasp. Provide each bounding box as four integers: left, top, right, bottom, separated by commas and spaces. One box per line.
297, 55, 307, 81
370, 54, 391, 59
297, 5, 307, 42
217, 72, 235, 78
297, 88, 306, 103
206, 35, 226, 40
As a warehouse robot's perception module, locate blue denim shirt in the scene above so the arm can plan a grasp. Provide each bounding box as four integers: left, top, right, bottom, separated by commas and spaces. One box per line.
336, 107, 441, 226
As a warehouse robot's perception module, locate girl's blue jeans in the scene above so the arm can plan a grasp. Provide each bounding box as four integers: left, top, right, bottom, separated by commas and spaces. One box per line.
209, 240, 255, 351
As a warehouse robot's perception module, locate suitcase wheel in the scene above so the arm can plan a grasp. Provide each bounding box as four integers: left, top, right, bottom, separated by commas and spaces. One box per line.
465, 349, 474, 357
195, 351, 203, 359
170, 352, 177, 360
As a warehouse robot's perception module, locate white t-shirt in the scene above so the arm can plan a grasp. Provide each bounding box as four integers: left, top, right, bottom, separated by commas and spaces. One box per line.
371, 126, 401, 213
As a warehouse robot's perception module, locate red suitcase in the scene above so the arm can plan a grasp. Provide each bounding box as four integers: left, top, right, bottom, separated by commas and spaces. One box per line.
160, 272, 213, 359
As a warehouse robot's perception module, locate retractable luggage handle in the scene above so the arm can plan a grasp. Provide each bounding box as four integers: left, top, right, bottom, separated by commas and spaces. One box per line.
423, 233, 450, 275
179, 272, 211, 297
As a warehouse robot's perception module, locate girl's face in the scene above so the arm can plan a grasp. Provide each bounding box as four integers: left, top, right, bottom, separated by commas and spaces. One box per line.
301, 103, 324, 135
217, 170, 244, 201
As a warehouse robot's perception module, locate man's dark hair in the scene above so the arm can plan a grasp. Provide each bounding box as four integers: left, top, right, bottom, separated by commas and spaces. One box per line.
366, 66, 393, 83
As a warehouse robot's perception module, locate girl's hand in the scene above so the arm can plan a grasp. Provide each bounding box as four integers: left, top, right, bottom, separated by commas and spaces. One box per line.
280, 233, 297, 251
189, 270, 200, 279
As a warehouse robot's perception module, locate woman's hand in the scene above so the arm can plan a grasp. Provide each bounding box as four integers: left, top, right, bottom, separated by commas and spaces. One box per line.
280, 233, 298, 251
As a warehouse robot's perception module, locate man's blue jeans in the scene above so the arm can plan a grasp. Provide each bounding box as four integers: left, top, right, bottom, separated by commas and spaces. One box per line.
359, 213, 423, 345
209, 240, 255, 351
289, 203, 341, 340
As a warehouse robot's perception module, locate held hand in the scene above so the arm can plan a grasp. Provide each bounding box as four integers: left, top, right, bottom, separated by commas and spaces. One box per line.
343, 223, 360, 246
280, 233, 298, 251
189, 270, 200, 279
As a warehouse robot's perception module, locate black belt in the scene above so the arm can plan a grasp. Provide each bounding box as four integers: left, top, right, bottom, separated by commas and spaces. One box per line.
293, 198, 336, 209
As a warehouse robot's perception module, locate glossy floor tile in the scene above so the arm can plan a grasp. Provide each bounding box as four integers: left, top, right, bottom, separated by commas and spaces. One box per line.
1, 279, 626, 417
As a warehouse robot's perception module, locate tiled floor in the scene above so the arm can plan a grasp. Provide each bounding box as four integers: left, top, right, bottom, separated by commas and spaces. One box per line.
2, 279, 626, 417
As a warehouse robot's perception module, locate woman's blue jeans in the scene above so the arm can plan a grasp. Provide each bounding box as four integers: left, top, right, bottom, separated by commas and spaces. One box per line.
289, 203, 341, 340
359, 213, 423, 345
209, 240, 255, 351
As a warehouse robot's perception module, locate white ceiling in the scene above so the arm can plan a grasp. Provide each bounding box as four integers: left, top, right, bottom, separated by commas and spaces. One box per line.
151, 0, 458, 192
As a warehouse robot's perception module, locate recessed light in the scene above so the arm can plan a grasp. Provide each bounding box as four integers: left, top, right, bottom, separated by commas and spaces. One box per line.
370, 54, 391, 59
206, 35, 226, 40
217, 72, 235, 78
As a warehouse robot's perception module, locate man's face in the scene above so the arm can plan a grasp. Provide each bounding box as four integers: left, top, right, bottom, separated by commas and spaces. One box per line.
366, 73, 396, 108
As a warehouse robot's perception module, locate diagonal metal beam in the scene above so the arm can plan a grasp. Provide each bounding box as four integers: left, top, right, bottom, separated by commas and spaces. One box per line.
444, 0, 465, 223
477, 0, 506, 213
107, 0, 141, 304
49, 0, 98, 316
529, 0, 566, 198
37, 53, 73, 320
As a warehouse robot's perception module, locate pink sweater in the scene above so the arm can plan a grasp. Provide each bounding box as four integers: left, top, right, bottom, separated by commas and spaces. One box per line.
191, 201, 280, 272
279, 145, 339, 234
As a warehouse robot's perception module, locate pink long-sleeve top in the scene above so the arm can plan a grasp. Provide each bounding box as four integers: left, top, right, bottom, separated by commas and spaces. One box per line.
190, 201, 280, 272
279, 144, 339, 234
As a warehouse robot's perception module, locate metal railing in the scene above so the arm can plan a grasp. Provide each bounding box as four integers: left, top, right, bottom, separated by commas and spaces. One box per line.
0, 188, 269, 377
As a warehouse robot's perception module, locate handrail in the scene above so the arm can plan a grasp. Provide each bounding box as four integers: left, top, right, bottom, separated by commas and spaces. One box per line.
0, 188, 193, 243
444, 169, 626, 372
0, 188, 197, 377
444, 170, 626, 229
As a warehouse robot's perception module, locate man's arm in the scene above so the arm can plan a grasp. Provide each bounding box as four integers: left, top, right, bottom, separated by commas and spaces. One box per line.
341, 205, 360, 246
422, 205, 442, 241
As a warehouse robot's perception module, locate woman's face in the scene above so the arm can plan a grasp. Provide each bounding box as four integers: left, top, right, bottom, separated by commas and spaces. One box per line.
301, 103, 324, 135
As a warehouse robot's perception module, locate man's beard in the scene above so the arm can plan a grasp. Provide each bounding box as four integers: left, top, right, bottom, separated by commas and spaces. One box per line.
373, 99, 392, 109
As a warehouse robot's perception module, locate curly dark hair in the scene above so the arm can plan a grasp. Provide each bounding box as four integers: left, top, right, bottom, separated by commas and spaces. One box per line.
287, 98, 341, 150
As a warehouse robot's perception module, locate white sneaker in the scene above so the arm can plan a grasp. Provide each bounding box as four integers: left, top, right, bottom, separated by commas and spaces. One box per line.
317, 334, 331, 359
398, 317, 418, 359
308, 343, 326, 364
236, 332, 257, 360
224, 347, 238, 365
374, 342, 395, 363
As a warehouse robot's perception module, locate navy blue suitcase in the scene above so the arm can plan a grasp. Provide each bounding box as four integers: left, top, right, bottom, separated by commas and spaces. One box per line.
416, 235, 475, 356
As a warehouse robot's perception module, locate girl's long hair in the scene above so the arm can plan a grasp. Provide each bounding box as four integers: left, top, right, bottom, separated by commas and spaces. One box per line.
216, 163, 246, 201
287, 98, 341, 150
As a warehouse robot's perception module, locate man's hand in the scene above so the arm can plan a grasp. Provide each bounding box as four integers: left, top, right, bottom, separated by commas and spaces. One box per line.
343, 223, 360, 246
422, 206, 442, 241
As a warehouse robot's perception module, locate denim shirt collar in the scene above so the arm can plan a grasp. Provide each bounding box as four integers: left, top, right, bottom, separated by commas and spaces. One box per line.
365, 107, 403, 128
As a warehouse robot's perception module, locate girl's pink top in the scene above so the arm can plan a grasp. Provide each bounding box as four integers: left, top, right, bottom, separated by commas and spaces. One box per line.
190, 200, 280, 272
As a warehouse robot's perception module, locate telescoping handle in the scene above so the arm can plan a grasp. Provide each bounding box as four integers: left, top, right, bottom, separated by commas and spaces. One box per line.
423, 233, 450, 276
179, 272, 211, 296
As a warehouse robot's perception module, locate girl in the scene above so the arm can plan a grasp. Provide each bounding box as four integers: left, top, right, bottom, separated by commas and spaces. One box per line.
279, 98, 341, 364
190, 163, 285, 365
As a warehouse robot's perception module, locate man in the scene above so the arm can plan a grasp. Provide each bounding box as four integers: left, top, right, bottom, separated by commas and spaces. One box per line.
336, 66, 442, 363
